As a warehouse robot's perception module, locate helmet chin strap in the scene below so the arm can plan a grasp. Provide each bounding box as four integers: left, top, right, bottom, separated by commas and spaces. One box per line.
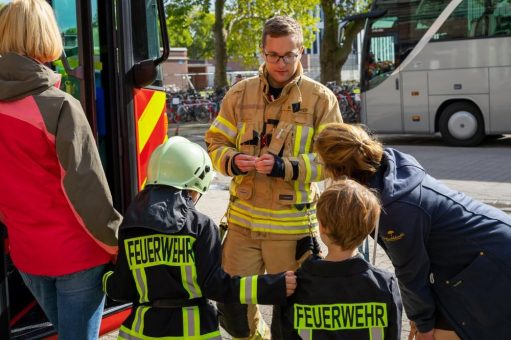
194, 193, 203, 205
187, 190, 202, 205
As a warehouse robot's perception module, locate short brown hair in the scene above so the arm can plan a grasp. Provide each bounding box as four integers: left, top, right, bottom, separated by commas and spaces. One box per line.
317, 179, 381, 250
0, 0, 63, 63
262, 16, 303, 48
315, 123, 384, 184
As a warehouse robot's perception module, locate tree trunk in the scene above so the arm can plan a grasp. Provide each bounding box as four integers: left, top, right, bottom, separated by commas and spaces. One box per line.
214, 0, 228, 89
320, 0, 342, 84
320, 0, 365, 84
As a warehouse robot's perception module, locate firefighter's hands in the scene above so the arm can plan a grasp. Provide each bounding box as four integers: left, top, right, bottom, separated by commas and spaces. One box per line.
233, 153, 257, 172
284, 271, 297, 296
234, 153, 278, 175
255, 154, 275, 174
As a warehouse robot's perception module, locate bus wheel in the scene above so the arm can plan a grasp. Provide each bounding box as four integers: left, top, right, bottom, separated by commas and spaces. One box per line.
439, 102, 485, 146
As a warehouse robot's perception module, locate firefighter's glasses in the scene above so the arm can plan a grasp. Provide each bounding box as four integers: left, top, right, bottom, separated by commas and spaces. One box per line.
263, 51, 300, 64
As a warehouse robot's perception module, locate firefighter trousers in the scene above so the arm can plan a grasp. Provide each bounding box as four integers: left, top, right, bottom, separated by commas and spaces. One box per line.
218, 225, 305, 340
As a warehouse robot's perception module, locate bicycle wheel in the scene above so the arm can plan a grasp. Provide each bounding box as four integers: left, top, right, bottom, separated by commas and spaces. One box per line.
194, 105, 211, 123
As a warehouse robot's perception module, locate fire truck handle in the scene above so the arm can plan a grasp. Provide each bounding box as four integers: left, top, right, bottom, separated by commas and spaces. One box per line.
154, 0, 170, 66
60, 50, 84, 80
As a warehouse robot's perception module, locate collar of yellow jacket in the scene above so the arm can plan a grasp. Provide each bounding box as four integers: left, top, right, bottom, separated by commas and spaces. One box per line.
258, 62, 304, 94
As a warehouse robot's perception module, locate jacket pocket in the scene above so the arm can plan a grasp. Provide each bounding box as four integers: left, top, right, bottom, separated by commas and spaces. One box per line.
268, 122, 293, 156
236, 121, 258, 156
274, 184, 296, 205
435, 253, 511, 326
292, 111, 313, 126
234, 175, 254, 200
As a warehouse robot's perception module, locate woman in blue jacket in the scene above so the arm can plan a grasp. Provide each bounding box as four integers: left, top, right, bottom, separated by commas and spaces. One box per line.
315, 123, 511, 340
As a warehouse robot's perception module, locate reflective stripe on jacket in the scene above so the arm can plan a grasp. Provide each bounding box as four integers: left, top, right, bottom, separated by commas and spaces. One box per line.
205, 63, 342, 235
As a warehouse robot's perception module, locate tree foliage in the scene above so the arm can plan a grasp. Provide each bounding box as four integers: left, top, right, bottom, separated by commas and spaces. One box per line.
212, 0, 321, 88
165, 0, 370, 88
165, 0, 320, 88
165, 1, 215, 61
320, 0, 372, 84
222, 0, 320, 69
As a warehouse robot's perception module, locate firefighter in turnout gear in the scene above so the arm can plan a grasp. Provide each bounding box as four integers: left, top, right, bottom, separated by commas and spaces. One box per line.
102, 137, 297, 339
204, 16, 342, 338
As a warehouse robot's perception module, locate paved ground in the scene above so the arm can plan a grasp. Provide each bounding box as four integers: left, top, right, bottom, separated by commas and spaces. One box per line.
101, 128, 511, 339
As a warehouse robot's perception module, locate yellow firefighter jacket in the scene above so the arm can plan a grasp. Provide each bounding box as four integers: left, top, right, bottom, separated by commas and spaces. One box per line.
205, 63, 342, 236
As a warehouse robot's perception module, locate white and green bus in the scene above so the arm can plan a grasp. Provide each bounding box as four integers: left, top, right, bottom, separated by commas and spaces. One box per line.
359, 0, 511, 146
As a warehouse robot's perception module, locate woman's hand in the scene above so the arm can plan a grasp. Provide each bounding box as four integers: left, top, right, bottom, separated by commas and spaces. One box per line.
408, 321, 435, 340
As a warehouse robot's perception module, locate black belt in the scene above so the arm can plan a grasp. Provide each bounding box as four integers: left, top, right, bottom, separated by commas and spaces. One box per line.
140, 297, 206, 309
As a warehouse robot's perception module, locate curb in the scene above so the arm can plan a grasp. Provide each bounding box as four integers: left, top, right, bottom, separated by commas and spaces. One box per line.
168, 123, 210, 137
482, 200, 511, 213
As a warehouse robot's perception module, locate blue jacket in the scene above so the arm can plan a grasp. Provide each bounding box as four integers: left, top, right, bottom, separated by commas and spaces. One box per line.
369, 148, 511, 339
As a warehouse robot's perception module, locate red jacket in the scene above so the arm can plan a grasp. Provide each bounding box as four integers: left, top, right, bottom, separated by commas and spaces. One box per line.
0, 53, 121, 276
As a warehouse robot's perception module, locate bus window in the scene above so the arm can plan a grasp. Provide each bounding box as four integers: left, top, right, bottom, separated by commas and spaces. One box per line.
494, 0, 511, 35
433, 0, 511, 40
363, 0, 446, 90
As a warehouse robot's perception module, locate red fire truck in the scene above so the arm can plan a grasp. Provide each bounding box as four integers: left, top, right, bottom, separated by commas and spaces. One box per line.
0, 0, 169, 337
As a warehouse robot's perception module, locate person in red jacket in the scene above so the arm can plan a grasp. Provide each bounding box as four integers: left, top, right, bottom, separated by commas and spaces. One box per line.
0, 1, 121, 339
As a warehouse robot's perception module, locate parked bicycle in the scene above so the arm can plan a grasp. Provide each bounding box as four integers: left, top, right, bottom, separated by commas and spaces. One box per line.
166, 89, 215, 124
326, 81, 361, 124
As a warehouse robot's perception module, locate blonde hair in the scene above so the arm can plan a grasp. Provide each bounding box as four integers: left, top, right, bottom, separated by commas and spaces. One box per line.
262, 16, 303, 48
317, 179, 381, 250
0, 0, 63, 63
316, 123, 384, 184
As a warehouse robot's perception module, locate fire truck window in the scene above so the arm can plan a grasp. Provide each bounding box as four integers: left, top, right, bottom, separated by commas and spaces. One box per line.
52, 0, 82, 100
51, 1, 108, 168
131, 0, 163, 86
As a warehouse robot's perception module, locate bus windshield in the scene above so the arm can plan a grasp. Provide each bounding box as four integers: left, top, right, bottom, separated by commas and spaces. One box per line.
363, 0, 444, 90
364, 0, 511, 91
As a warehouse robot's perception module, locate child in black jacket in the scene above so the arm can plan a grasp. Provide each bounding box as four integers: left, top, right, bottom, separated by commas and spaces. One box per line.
278, 179, 402, 339
102, 137, 296, 339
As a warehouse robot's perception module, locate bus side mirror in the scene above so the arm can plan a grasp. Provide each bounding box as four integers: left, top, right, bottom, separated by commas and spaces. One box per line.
337, 9, 388, 46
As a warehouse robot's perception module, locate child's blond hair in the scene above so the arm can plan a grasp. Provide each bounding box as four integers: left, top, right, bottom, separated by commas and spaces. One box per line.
0, 0, 63, 63
317, 179, 381, 250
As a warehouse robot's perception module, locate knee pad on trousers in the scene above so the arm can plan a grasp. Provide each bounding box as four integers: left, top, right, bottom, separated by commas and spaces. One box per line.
217, 302, 250, 338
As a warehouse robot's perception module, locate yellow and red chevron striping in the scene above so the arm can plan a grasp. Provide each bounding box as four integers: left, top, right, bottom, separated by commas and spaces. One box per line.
133, 88, 168, 190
